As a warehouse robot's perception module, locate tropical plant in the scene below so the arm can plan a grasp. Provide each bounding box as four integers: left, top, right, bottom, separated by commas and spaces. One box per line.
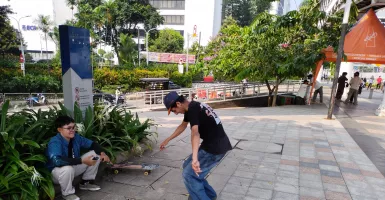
149, 28, 184, 53
66, 0, 77, 21
118, 33, 137, 66
34, 15, 53, 60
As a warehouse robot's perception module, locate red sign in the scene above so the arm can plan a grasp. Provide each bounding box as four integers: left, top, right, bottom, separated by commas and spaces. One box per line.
19, 54, 24, 63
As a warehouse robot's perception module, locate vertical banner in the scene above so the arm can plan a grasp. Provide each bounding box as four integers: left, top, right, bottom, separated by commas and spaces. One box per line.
59, 25, 93, 116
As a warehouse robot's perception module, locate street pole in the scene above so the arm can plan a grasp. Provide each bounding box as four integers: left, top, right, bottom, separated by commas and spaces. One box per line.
145, 28, 156, 66
138, 28, 140, 66
186, 33, 189, 73
327, 0, 352, 119
10, 15, 30, 77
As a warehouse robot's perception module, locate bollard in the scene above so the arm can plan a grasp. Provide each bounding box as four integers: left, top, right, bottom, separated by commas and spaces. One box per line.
369, 88, 374, 99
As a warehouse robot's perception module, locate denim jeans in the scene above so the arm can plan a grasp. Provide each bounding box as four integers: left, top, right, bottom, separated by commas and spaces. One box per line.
182, 149, 226, 200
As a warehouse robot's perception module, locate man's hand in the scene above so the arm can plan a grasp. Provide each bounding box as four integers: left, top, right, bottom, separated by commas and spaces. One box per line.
82, 155, 97, 166
100, 152, 111, 163
160, 139, 169, 150
192, 160, 202, 177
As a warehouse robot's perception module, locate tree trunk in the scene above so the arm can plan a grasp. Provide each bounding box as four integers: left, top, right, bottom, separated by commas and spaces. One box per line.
272, 77, 280, 107
265, 80, 275, 107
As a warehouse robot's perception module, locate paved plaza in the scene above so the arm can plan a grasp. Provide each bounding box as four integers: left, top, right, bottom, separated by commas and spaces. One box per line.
67, 90, 385, 200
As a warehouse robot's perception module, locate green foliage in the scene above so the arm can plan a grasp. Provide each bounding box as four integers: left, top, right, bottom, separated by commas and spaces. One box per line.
0, 100, 155, 199
170, 71, 192, 88
75, 0, 163, 64
149, 28, 184, 53
0, 6, 22, 56
0, 74, 61, 93
33, 15, 54, 61
118, 33, 137, 66
223, 0, 273, 26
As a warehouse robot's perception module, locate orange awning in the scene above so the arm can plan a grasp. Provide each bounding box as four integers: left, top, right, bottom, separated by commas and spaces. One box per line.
324, 9, 385, 64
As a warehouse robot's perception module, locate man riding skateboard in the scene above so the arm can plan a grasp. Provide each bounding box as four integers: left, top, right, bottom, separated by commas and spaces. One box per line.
160, 91, 232, 200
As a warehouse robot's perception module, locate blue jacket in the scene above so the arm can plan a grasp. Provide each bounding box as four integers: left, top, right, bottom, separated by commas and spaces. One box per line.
46, 133, 93, 172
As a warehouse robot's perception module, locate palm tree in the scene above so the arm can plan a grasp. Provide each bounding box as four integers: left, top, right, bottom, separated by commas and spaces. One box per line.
34, 15, 53, 60
66, 0, 77, 21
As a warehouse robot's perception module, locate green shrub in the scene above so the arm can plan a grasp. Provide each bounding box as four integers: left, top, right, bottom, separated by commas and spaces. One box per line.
0, 101, 156, 199
170, 71, 192, 88
0, 75, 61, 93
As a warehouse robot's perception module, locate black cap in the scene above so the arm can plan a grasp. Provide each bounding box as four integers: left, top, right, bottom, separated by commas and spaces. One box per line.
164, 91, 179, 115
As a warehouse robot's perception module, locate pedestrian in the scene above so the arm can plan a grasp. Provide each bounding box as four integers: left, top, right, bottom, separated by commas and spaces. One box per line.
363, 78, 367, 88
377, 76, 383, 89
160, 91, 232, 200
46, 116, 111, 200
336, 72, 348, 100
344, 72, 362, 105
312, 80, 324, 103
115, 86, 122, 104
368, 78, 373, 90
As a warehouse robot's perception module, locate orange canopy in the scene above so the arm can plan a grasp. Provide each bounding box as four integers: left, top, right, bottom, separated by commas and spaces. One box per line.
324, 9, 385, 64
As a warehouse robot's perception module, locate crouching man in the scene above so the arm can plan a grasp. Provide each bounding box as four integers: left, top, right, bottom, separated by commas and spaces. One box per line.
46, 116, 111, 200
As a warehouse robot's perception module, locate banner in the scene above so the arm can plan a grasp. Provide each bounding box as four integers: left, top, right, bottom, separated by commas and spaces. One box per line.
148, 52, 195, 64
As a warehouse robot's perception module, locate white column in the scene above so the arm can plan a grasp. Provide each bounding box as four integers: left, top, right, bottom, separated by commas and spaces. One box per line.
375, 92, 385, 116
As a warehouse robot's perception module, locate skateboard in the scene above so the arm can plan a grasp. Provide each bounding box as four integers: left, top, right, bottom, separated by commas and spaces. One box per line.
107, 163, 159, 176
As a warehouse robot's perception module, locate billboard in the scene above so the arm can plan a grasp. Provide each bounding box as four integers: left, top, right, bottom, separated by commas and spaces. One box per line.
148, 52, 195, 64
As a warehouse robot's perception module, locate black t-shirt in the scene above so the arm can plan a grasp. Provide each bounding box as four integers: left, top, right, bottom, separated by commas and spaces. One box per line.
183, 101, 232, 155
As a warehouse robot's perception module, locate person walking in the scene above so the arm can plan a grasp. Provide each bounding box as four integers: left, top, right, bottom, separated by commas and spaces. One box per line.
344, 72, 362, 105
336, 72, 348, 101
115, 87, 122, 104
160, 91, 232, 200
312, 80, 324, 103
368, 78, 373, 90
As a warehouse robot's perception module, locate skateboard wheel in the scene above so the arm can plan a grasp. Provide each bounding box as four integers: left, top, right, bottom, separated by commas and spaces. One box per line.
114, 170, 119, 174
144, 171, 149, 176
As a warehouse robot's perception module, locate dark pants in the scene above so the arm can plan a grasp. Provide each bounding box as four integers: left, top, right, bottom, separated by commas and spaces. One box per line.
312, 86, 323, 103
336, 85, 344, 100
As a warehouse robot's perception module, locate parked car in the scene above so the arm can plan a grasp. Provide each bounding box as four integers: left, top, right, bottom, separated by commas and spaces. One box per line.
92, 89, 124, 105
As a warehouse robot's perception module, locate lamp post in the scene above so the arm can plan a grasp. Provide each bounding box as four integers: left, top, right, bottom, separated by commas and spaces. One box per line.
145, 28, 157, 66
327, 0, 352, 119
9, 15, 31, 77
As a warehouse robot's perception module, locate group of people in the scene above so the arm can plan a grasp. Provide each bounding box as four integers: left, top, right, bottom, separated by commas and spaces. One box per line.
46, 90, 231, 200
362, 76, 384, 90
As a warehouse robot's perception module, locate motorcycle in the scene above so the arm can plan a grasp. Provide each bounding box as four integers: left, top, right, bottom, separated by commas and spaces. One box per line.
26, 94, 49, 107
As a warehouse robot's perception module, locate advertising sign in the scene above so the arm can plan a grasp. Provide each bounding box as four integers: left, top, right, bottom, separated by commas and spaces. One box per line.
148, 52, 195, 64
59, 25, 93, 116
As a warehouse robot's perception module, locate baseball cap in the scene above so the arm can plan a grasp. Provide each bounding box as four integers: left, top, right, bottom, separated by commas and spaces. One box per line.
164, 91, 180, 115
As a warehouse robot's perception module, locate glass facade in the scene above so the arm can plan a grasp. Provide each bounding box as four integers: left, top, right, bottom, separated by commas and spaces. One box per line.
149, 0, 185, 10
162, 15, 185, 25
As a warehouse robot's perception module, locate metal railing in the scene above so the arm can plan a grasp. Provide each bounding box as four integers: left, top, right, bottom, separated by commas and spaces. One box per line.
0, 80, 302, 111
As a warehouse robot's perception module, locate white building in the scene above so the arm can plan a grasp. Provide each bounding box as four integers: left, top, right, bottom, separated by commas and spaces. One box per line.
1, 0, 56, 61
269, 0, 302, 16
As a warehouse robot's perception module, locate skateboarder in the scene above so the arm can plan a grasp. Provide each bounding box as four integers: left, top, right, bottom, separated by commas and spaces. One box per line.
160, 91, 232, 200
46, 116, 111, 200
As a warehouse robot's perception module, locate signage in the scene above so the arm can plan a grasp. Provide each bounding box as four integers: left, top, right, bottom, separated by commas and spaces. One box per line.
22, 25, 38, 31
59, 25, 93, 116
148, 52, 195, 64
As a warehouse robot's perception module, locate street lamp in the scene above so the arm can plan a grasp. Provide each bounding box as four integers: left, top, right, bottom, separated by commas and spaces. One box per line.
9, 15, 31, 77
145, 28, 157, 66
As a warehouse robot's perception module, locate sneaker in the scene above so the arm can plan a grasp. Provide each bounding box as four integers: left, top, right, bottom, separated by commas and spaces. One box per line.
79, 181, 101, 191
63, 194, 80, 200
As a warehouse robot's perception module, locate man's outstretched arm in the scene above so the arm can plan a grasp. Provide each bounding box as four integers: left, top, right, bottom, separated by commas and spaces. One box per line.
160, 121, 189, 150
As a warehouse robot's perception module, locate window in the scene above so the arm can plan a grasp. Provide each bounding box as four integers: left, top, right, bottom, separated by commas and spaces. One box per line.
149, 0, 185, 10
162, 15, 184, 25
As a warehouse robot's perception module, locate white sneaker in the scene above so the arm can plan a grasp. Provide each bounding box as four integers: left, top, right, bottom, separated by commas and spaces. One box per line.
79, 182, 101, 191
63, 194, 80, 200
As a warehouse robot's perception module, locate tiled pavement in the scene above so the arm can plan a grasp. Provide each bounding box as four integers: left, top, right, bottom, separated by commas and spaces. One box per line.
67, 101, 385, 200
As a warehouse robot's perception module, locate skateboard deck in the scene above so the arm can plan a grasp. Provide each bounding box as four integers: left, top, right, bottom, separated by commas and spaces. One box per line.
107, 163, 159, 176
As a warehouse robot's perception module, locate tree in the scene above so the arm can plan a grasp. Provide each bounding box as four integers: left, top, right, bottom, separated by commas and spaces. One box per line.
118, 33, 137, 66
0, 5, 20, 56
149, 28, 184, 53
223, 0, 273, 26
34, 15, 53, 60
66, 0, 77, 21
104, 51, 114, 66
75, 0, 163, 64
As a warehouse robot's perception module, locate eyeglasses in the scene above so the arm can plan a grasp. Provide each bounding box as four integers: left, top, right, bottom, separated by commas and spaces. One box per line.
62, 126, 77, 131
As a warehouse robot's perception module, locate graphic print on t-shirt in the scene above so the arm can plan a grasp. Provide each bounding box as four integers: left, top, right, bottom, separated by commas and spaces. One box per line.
200, 103, 221, 125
